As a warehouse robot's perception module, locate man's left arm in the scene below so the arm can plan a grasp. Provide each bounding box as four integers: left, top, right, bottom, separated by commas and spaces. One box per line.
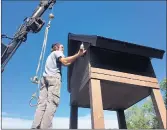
55, 51, 71, 66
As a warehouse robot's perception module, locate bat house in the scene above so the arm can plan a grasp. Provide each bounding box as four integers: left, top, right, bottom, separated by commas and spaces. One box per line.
67, 33, 166, 129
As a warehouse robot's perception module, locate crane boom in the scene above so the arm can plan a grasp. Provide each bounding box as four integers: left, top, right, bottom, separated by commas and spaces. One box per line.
1, 0, 56, 72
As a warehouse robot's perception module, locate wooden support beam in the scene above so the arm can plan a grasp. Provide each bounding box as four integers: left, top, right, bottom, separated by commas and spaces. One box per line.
89, 79, 105, 129
69, 105, 78, 129
117, 110, 127, 129
91, 67, 158, 83
91, 72, 158, 89
151, 88, 166, 129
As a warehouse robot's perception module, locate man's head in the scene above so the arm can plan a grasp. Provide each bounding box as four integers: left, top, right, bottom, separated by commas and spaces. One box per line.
51, 43, 64, 52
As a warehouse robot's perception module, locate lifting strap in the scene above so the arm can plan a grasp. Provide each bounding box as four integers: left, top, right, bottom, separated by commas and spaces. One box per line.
29, 11, 54, 107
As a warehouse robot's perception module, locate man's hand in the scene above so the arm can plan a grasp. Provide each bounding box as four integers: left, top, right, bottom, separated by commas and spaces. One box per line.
77, 48, 87, 57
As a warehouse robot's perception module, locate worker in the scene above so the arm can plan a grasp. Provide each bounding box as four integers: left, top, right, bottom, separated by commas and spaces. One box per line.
31, 43, 86, 129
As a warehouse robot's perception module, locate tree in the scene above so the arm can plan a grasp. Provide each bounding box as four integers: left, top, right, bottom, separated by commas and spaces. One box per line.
125, 98, 159, 129
160, 78, 167, 108
125, 78, 166, 129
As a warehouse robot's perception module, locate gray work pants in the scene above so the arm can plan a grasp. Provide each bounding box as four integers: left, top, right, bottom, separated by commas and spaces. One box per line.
31, 74, 61, 129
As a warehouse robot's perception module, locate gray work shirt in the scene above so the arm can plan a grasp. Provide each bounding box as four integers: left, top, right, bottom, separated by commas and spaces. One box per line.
43, 51, 65, 77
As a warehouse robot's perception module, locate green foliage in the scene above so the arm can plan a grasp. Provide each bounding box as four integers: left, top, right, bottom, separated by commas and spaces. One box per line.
160, 78, 167, 108
125, 97, 159, 129
125, 78, 167, 129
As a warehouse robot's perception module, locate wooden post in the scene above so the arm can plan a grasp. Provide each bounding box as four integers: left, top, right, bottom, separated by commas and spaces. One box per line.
117, 110, 127, 129
151, 88, 166, 129
69, 105, 78, 129
89, 79, 105, 129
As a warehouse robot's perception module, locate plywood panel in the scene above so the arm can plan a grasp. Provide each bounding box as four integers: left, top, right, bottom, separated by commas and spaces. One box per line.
103, 80, 151, 109
69, 47, 91, 104
77, 79, 151, 110
79, 65, 91, 91
90, 47, 156, 77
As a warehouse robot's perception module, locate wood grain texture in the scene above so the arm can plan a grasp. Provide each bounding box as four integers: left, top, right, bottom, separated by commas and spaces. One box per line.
91, 71, 158, 89
91, 67, 158, 83
151, 89, 167, 129
89, 79, 105, 129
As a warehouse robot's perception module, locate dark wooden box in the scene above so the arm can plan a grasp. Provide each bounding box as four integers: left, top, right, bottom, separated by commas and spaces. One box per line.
67, 33, 165, 110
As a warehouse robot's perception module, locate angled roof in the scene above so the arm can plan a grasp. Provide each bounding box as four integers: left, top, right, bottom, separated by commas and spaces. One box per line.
68, 33, 165, 59
67, 32, 165, 92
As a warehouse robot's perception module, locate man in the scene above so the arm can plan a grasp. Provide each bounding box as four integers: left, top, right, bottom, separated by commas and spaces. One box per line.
31, 43, 86, 129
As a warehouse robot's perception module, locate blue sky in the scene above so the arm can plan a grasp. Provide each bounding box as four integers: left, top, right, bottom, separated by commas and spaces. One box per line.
1, 1, 166, 129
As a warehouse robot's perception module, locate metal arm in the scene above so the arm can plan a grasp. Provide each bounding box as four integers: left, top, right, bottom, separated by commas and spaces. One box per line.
1, 0, 56, 72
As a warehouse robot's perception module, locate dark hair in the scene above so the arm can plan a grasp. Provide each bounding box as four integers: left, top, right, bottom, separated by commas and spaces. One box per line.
51, 43, 61, 52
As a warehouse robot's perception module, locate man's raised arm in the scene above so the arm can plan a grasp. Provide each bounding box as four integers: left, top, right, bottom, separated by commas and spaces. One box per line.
59, 49, 86, 66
